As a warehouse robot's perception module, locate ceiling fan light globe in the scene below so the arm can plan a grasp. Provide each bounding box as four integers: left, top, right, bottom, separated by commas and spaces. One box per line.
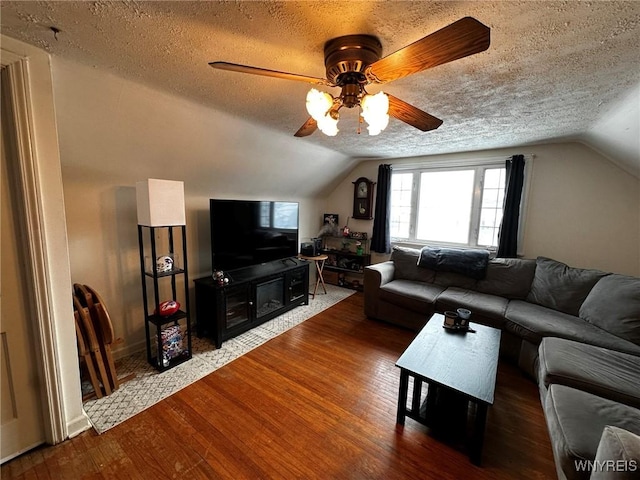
363, 109, 389, 135
306, 88, 334, 121
317, 114, 339, 136
361, 91, 389, 117
366, 116, 389, 135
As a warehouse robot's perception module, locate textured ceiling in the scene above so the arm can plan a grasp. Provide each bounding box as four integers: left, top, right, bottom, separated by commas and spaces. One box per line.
2, 1, 639, 173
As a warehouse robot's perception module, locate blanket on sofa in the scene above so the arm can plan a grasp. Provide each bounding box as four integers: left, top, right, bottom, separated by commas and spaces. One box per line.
418, 246, 490, 280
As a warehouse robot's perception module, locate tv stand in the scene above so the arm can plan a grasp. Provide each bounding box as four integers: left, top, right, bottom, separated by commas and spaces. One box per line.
194, 258, 309, 348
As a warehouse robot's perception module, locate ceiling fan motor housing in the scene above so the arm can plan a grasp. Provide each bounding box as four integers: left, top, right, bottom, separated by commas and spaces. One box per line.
324, 35, 383, 86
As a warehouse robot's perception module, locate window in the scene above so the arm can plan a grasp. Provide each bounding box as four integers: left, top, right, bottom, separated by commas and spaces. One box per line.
390, 173, 413, 238
259, 202, 299, 230
390, 163, 508, 249
416, 170, 475, 243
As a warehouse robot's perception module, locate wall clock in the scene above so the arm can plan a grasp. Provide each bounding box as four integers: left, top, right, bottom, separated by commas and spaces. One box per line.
352, 177, 375, 220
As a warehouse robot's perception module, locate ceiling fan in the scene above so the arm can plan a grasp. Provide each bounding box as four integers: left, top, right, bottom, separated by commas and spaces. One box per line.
209, 17, 490, 137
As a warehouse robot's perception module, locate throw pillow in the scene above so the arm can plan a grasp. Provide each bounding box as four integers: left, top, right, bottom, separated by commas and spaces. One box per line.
417, 246, 489, 280
526, 257, 607, 316
579, 274, 640, 345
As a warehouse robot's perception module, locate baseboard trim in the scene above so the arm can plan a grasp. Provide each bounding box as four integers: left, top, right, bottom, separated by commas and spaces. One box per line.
112, 339, 146, 361
66, 411, 92, 439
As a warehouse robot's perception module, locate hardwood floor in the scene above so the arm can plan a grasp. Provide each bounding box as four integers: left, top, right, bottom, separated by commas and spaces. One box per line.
2, 293, 556, 479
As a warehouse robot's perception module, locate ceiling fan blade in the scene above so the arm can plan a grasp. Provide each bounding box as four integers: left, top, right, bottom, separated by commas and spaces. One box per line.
209, 62, 331, 86
294, 117, 318, 137
366, 17, 490, 84
387, 94, 443, 132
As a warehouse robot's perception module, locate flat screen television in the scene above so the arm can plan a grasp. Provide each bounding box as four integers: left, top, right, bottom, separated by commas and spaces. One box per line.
210, 199, 299, 271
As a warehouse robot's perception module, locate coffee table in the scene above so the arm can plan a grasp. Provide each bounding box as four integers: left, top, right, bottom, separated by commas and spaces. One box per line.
395, 313, 501, 465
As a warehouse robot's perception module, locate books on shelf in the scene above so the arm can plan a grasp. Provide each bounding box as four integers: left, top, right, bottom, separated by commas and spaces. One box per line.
160, 325, 184, 366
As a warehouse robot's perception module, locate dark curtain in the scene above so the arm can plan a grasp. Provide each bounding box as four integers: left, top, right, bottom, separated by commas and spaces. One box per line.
371, 164, 392, 254
497, 154, 525, 258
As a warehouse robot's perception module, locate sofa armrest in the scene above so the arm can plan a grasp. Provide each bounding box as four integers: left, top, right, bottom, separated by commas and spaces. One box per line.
364, 261, 395, 318
366, 261, 395, 286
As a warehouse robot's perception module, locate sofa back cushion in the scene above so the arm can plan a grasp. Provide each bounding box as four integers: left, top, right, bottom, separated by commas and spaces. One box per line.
390, 246, 436, 283
475, 258, 536, 299
526, 257, 607, 316
579, 274, 640, 345
432, 271, 477, 289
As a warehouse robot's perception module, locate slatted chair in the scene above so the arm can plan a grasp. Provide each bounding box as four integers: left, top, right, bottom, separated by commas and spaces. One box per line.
73, 294, 112, 397
73, 284, 134, 401
74, 284, 120, 392
74, 309, 104, 399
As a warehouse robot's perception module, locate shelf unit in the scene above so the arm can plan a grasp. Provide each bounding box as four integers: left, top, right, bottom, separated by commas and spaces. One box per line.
322, 235, 371, 290
138, 225, 192, 371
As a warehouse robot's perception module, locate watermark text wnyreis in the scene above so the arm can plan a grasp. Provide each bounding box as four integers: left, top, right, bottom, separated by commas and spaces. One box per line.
575, 459, 638, 473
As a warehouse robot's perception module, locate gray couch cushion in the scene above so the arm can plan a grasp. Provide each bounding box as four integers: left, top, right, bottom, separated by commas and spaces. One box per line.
390, 246, 436, 283
475, 258, 536, 299
433, 270, 477, 289
379, 280, 445, 314
539, 337, 640, 409
592, 426, 640, 480
505, 301, 640, 356
435, 287, 508, 328
579, 274, 640, 346
526, 257, 607, 316
544, 385, 640, 480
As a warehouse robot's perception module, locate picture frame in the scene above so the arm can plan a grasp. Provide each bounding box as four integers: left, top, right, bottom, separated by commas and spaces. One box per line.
318, 213, 340, 237
323, 213, 339, 226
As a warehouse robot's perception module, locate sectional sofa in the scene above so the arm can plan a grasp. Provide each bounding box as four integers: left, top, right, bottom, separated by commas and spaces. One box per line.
364, 246, 640, 479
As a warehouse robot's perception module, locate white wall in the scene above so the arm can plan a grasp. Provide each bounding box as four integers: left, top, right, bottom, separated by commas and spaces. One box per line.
51, 56, 351, 357
523, 143, 639, 274
325, 143, 640, 276
582, 82, 640, 179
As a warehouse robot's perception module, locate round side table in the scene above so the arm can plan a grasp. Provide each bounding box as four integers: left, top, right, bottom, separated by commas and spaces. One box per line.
298, 254, 328, 299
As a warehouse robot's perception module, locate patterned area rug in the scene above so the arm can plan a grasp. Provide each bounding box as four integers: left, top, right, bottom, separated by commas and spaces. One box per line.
83, 285, 355, 434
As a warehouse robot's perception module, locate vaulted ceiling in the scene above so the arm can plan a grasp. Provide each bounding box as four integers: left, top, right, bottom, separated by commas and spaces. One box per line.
2, 1, 639, 176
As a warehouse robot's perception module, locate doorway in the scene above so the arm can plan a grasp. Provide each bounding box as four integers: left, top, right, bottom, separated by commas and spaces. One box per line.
0, 71, 47, 459
0, 40, 90, 462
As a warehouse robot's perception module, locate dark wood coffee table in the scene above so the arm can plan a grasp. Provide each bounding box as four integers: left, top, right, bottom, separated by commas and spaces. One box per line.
395, 313, 501, 465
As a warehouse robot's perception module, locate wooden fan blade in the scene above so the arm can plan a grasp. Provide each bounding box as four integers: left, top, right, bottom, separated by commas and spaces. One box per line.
209, 62, 331, 86
387, 94, 443, 132
294, 117, 318, 137
367, 17, 490, 84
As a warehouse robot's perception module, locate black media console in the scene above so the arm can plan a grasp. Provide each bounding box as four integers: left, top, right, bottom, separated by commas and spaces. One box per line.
194, 257, 309, 348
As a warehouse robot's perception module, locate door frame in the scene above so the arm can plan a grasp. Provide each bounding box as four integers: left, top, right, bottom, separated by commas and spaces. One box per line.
1, 36, 91, 452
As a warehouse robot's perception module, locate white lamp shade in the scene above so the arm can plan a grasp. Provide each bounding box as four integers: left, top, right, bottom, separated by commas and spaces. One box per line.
136, 179, 186, 226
